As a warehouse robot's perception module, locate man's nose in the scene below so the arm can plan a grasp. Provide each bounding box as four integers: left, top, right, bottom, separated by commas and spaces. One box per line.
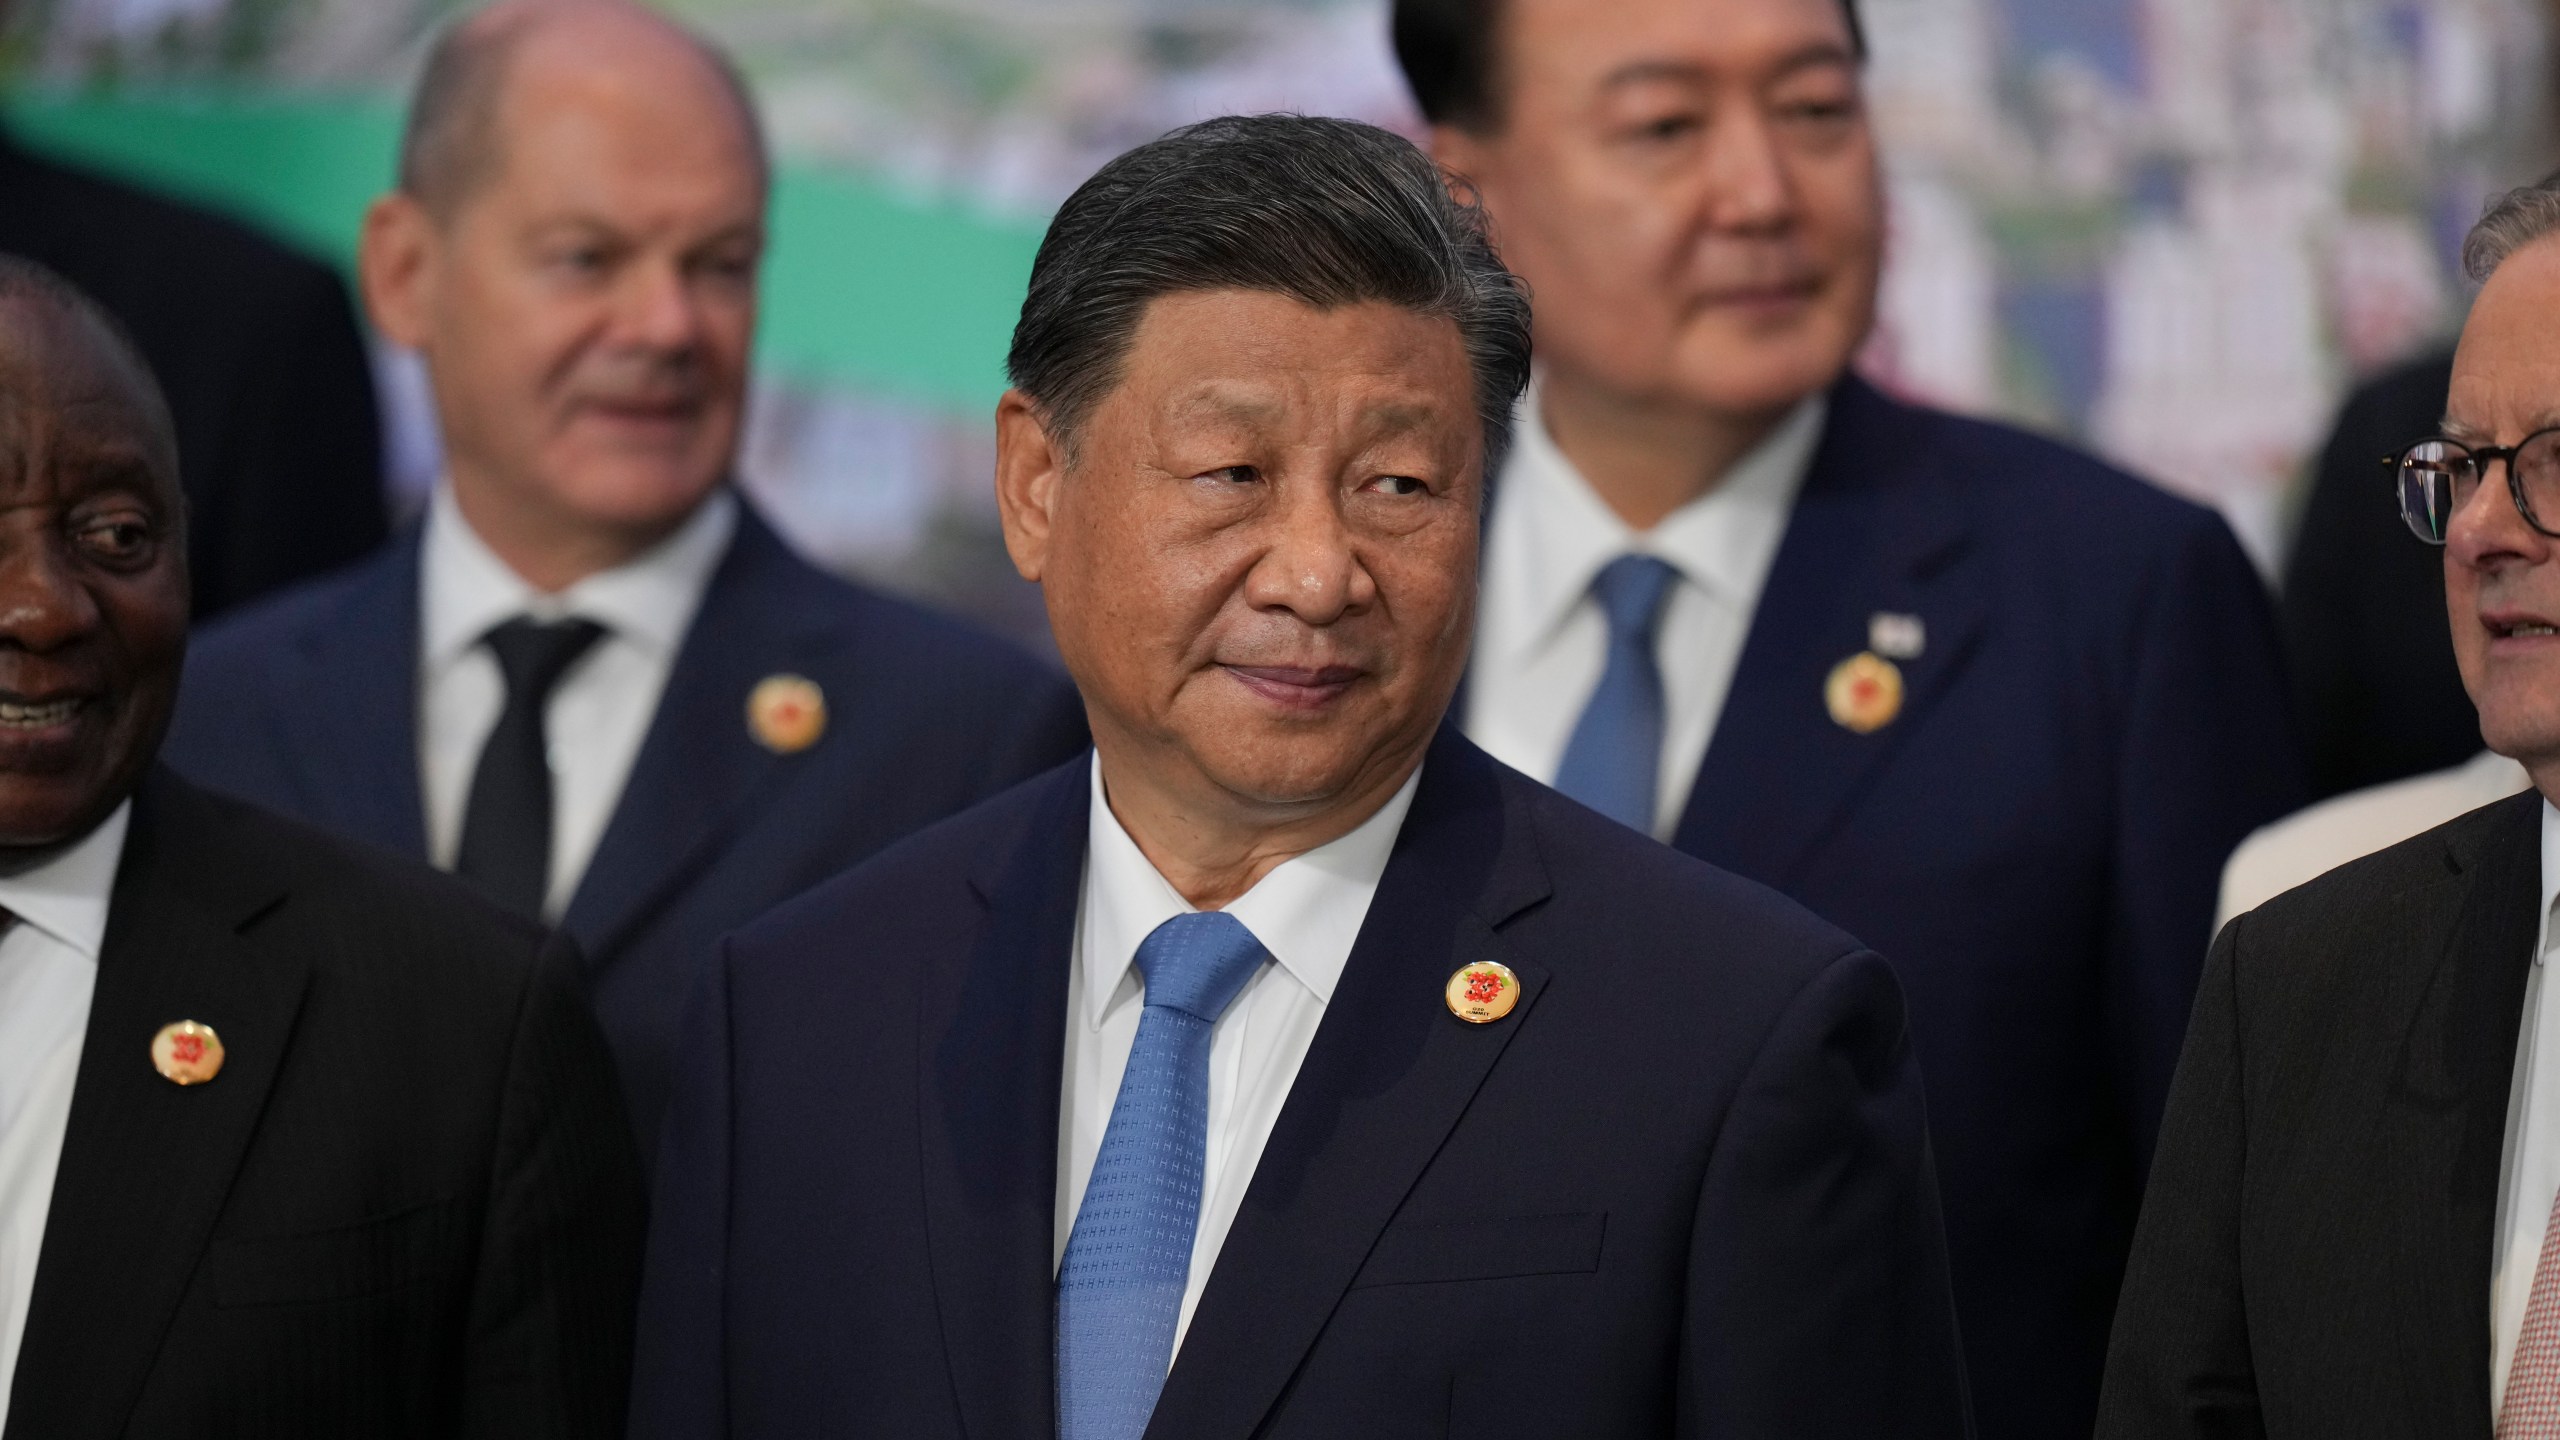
615, 258, 706, 353
1243, 481, 1375, 627
1701, 104, 1798, 232
2448, 458, 2550, 572
0, 534, 101, 653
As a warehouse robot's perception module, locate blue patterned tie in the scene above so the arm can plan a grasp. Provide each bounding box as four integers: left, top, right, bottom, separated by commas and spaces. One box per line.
1057, 911, 1269, 1440
1553, 554, 1682, 832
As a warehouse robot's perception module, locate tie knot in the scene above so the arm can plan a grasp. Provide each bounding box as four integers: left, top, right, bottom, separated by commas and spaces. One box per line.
481, 617, 605, 701
1131, 911, 1268, 1024
1589, 554, 1681, 644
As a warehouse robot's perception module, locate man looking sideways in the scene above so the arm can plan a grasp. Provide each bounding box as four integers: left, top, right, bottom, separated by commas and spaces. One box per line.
0, 256, 641, 1435
1394, 1, 2303, 1432
165, 0, 1086, 1157
633, 115, 1967, 1439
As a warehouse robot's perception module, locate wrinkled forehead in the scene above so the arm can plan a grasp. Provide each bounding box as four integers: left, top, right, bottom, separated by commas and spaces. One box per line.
0, 297, 180, 500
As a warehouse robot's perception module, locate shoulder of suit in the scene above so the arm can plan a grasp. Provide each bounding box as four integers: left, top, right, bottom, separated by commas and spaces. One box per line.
149, 772, 550, 978
185, 548, 397, 672
2241, 786, 2540, 939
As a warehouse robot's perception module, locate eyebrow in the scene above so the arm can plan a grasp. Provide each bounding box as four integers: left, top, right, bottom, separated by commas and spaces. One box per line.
1598, 44, 1857, 93
2439, 414, 2560, 443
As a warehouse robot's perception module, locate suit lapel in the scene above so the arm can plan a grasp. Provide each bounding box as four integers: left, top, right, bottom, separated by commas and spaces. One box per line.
917, 761, 1086, 1440
272, 535, 427, 858
2383, 791, 2542, 1434
4, 773, 310, 1440
1146, 729, 1552, 1440
559, 507, 807, 963
1671, 378, 1988, 889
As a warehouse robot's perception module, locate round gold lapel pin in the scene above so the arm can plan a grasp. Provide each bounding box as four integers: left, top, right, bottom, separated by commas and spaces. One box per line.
1824, 651, 1904, 735
150, 1020, 225, 1086
1445, 961, 1521, 1024
747, 674, 827, 754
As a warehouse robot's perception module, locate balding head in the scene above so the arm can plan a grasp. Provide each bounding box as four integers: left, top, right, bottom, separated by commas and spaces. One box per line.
398, 0, 768, 222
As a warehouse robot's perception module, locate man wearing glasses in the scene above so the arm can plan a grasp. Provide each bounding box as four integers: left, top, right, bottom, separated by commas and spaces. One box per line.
2101, 171, 2560, 1437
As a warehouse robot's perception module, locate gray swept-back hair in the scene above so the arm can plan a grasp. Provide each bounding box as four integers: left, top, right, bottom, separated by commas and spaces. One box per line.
1005, 113, 1533, 478
2465, 170, 2560, 282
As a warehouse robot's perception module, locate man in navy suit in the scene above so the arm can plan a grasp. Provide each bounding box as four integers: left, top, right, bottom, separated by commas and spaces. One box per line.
163, 0, 1085, 1155
1391, 0, 2304, 1435
634, 114, 1968, 1439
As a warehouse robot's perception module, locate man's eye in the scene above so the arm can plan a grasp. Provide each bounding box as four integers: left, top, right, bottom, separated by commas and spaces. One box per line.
1206, 466, 1259, 485
1368, 474, 1427, 497
1629, 112, 1704, 144
75, 518, 153, 562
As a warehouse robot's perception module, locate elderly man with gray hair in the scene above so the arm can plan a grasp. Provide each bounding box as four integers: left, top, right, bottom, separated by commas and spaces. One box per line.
2100, 171, 2560, 1438
631, 113, 1969, 1439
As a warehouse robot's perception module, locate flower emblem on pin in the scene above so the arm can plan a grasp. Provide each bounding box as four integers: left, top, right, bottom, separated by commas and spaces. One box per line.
747, 674, 827, 754
1824, 651, 1904, 735
150, 1020, 225, 1086
1445, 961, 1522, 1024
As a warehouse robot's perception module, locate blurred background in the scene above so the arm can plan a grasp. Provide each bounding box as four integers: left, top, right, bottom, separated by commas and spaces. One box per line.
1, 0, 2551, 642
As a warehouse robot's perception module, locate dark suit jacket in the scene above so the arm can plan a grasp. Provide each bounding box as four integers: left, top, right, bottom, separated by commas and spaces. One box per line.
0, 127, 386, 618
2, 768, 643, 1439
2097, 788, 2541, 1438
160, 499, 1090, 1153
2281, 349, 2480, 798
631, 728, 1972, 1439
1552, 376, 2301, 1440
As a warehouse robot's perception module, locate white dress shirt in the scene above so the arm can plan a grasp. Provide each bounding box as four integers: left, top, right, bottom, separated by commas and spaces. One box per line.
418, 483, 736, 918
1467, 388, 1826, 838
2497, 799, 2560, 1414
0, 802, 131, 1427
1056, 753, 1421, 1353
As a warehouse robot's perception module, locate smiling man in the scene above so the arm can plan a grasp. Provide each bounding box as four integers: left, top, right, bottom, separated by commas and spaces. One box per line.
162, 0, 1085, 1157
2100, 174, 2560, 1437
0, 255, 643, 1436
632, 115, 1968, 1440
1392, 2, 2304, 1432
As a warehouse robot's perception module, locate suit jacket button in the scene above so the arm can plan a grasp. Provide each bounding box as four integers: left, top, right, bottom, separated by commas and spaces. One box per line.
150, 1020, 225, 1085
1446, 962, 1521, 1024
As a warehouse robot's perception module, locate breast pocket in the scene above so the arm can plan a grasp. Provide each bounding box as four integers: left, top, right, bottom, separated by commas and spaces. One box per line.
1347, 1211, 1605, 1289
209, 1197, 464, 1309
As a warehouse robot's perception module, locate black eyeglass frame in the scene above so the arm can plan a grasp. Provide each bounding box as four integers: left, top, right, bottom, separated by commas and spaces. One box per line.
2386, 429, 2560, 545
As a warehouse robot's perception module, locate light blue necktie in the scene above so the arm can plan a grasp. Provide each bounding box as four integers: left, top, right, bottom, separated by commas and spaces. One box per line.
1057, 910, 1269, 1440
1553, 554, 1682, 832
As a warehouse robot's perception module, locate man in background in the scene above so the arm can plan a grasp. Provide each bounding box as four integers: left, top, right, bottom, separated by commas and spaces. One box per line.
1393, 0, 2303, 1434
0, 122, 386, 616
165, 0, 1087, 1157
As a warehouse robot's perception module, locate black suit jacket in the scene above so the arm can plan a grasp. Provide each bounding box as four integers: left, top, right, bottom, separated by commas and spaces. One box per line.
163, 499, 1090, 1153
1, 769, 645, 1439
0, 127, 386, 618
2280, 349, 2481, 798
632, 729, 1972, 1438
2097, 788, 2542, 1437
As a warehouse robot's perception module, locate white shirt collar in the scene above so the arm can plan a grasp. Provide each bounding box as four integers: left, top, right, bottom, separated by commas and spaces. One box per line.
1494, 384, 1824, 657
420, 481, 739, 670
1079, 753, 1423, 1030
0, 801, 131, 964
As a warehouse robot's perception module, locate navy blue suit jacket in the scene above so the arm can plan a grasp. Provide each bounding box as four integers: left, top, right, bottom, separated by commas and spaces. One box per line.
632, 729, 1972, 1439
161, 499, 1090, 1153
1591, 377, 2301, 1440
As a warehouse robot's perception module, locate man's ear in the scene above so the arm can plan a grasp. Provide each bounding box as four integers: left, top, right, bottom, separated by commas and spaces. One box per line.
358, 192, 439, 351
994, 390, 1066, 584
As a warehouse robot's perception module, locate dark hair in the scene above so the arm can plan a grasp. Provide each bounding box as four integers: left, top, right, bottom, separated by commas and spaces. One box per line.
0, 253, 178, 473
398, 1, 768, 217
1393, 0, 1866, 132
1007, 114, 1533, 477
2464, 168, 2560, 283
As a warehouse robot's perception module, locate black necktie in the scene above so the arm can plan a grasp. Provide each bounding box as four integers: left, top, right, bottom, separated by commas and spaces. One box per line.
454, 616, 605, 917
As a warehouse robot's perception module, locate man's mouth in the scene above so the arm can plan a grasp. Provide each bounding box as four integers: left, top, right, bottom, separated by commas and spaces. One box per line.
2489, 618, 2560, 639
0, 696, 83, 730
1222, 665, 1362, 710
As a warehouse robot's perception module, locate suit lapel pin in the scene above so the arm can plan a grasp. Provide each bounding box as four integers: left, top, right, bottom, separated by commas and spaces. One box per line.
1868, 611, 1926, 660
1445, 961, 1521, 1024
747, 673, 827, 754
1825, 651, 1904, 734
150, 1020, 225, 1085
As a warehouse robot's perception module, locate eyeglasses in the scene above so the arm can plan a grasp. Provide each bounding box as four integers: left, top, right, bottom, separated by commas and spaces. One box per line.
2391, 430, 2560, 544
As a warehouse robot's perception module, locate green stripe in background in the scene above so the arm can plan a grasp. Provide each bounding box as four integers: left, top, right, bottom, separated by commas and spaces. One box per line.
1, 90, 1046, 414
